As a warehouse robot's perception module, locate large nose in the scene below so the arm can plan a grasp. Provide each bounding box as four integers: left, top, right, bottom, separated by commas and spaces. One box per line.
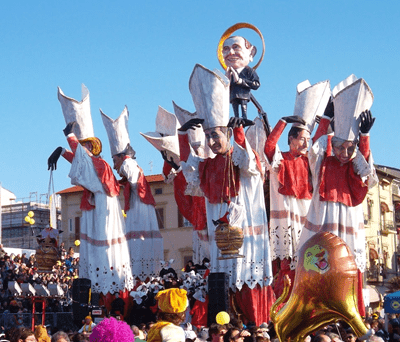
342, 148, 349, 157
224, 47, 235, 56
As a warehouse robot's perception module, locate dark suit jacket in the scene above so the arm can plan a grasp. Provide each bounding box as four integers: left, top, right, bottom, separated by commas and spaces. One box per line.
230, 66, 260, 102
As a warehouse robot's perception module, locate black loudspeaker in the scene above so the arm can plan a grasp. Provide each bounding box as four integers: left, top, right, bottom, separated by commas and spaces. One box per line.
91, 292, 100, 307
72, 278, 91, 323
207, 272, 230, 326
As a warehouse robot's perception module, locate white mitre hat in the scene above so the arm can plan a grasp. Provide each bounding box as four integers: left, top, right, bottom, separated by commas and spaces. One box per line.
100, 106, 134, 157
332, 74, 374, 141
58, 84, 94, 140
292, 79, 331, 133
140, 106, 180, 165
189, 64, 230, 130
173, 101, 214, 159
245, 117, 267, 170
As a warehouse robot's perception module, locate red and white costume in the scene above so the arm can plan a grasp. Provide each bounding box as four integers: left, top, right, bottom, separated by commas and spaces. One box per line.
297, 123, 376, 273
120, 156, 163, 280
180, 126, 274, 323
63, 134, 134, 294
265, 119, 312, 266
101, 106, 164, 281
162, 162, 209, 263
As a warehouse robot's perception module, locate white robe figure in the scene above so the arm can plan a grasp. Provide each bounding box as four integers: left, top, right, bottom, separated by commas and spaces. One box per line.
266, 143, 311, 267
181, 131, 273, 291
119, 157, 163, 279
297, 134, 377, 272
69, 143, 134, 294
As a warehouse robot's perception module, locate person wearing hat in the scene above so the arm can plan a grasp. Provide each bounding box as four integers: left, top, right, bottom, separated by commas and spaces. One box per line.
147, 288, 188, 342
178, 64, 274, 324
47, 85, 134, 295
79, 315, 96, 333
264, 79, 331, 298
101, 106, 163, 280
296, 75, 377, 316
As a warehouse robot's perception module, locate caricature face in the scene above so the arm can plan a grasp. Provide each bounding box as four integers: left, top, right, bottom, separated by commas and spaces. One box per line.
304, 244, 330, 274
112, 154, 125, 173
289, 129, 310, 156
222, 36, 254, 69
204, 127, 230, 155
332, 140, 356, 164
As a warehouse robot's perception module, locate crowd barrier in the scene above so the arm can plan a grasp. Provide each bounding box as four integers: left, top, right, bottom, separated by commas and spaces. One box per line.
0, 312, 75, 331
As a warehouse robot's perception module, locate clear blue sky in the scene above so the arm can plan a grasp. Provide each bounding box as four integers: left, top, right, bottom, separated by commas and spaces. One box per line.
1, 1, 399, 200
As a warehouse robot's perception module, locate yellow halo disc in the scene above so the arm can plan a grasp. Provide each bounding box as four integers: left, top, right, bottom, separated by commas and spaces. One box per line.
217, 22, 265, 71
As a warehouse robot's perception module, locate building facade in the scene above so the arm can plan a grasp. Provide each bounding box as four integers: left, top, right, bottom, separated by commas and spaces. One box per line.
57, 175, 195, 272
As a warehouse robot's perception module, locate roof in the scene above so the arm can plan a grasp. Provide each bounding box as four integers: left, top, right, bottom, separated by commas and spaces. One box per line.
145, 174, 164, 183
376, 165, 400, 180
57, 174, 164, 195
57, 185, 84, 194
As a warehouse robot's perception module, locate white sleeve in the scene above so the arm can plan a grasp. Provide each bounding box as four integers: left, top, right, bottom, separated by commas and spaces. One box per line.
180, 150, 205, 197
119, 158, 140, 187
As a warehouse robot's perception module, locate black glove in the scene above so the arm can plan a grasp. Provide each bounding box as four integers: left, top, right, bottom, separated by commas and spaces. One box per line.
227, 117, 254, 129
48, 147, 63, 170
359, 110, 375, 134
178, 118, 204, 132
323, 97, 334, 119
281, 115, 306, 125
63, 122, 77, 136
160, 151, 179, 170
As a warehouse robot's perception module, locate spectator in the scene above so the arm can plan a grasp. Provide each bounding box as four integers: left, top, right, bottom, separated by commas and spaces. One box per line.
51, 331, 71, 342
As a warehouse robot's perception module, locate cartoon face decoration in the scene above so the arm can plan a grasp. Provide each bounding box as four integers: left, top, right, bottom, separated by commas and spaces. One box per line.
303, 244, 330, 274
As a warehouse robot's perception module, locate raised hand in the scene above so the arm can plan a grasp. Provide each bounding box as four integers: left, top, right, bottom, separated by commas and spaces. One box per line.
323, 97, 334, 119
359, 110, 375, 134
48, 147, 63, 170
160, 151, 179, 170
228, 117, 254, 128
63, 121, 77, 136
281, 115, 306, 125
178, 118, 204, 132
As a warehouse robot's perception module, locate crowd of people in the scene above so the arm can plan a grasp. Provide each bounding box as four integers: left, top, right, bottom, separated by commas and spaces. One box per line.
1, 310, 399, 342
0, 243, 79, 324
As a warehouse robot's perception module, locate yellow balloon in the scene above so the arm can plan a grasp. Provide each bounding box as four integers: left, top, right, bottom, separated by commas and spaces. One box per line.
28, 211, 34, 218
216, 311, 230, 325
75, 240, 80, 246
24, 216, 30, 223
29, 218, 35, 225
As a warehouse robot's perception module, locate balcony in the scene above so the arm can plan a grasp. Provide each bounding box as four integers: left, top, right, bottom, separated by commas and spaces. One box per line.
381, 221, 395, 236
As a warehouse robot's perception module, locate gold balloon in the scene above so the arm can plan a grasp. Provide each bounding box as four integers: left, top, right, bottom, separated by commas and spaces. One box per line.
75, 240, 80, 246
216, 311, 230, 325
28, 211, 34, 218
24, 216, 30, 223
270, 232, 367, 342
29, 218, 35, 225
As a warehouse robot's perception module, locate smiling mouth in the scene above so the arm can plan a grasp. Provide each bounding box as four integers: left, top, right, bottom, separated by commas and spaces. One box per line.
315, 258, 328, 270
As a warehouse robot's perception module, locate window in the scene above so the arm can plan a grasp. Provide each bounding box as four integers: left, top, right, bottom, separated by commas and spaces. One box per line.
155, 188, 163, 195
75, 217, 80, 240
178, 210, 192, 228
69, 218, 73, 232
156, 207, 165, 229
